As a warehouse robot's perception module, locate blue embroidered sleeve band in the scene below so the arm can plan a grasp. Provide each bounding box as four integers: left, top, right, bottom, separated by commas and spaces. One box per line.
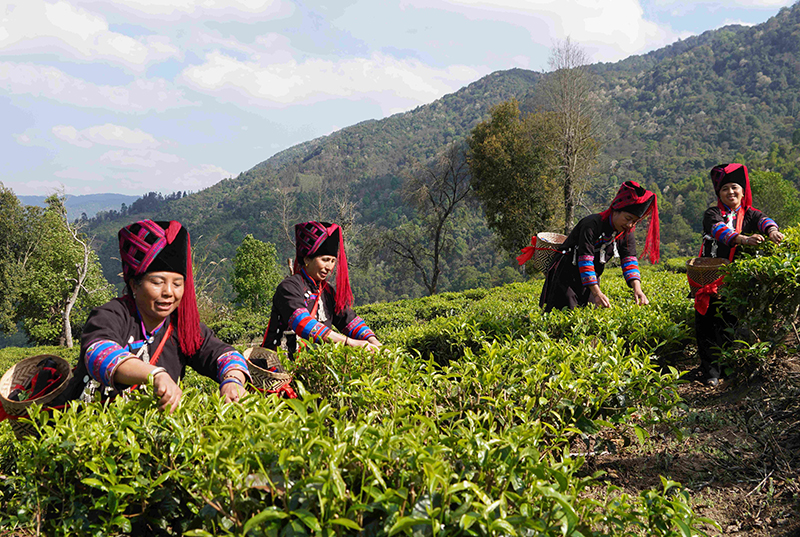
345, 316, 376, 341
711, 221, 738, 246
289, 308, 332, 342
85, 340, 137, 387
621, 256, 641, 284
217, 350, 250, 382
758, 216, 778, 234
578, 255, 598, 286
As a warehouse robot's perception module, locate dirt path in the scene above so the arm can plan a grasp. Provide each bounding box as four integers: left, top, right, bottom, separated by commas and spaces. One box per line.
585, 353, 800, 536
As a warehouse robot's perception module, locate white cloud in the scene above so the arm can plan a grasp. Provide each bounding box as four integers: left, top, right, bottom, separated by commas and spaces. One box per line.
52, 123, 161, 149
180, 51, 480, 112
99, 149, 181, 168
172, 163, 232, 190
16, 180, 68, 194
406, 0, 679, 63
0, 62, 197, 112
0, 1, 180, 71
54, 167, 106, 182
52, 126, 94, 148
75, 0, 292, 21
653, 0, 792, 6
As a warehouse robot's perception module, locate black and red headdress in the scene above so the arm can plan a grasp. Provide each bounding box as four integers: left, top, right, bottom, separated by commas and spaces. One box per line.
294, 221, 353, 313
118, 220, 203, 355
601, 181, 660, 264
710, 163, 752, 210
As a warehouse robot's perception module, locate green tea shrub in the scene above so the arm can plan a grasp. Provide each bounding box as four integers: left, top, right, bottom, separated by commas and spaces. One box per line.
1, 385, 712, 537
0, 266, 713, 536
0, 345, 81, 372
721, 226, 800, 349
205, 308, 270, 346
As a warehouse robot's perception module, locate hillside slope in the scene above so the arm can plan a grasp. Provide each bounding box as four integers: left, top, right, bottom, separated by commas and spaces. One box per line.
85, 4, 800, 302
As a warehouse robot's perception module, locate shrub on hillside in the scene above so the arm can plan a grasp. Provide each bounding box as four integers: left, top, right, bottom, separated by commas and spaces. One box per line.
720, 226, 800, 356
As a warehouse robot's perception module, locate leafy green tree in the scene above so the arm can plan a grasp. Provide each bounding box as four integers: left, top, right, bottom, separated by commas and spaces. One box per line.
384, 142, 473, 295
231, 235, 283, 311
0, 184, 25, 333
12, 194, 113, 346
468, 99, 560, 254
750, 169, 800, 227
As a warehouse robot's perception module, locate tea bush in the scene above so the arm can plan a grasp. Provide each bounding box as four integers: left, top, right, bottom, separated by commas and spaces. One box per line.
0, 266, 717, 536
1, 386, 713, 536
721, 226, 800, 349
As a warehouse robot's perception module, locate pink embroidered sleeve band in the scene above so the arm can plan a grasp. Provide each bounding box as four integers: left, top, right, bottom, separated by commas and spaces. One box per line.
621, 256, 641, 284
217, 350, 250, 382
289, 308, 331, 342
711, 222, 738, 246
578, 255, 598, 286
345, 316, 376, 340
85, 340, 137, 387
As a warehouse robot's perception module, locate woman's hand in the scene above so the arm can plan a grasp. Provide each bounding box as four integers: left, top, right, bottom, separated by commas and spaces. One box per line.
220, 382, 246, 403
114, 359, 182, 413
350, 338, 380, 352
153, 371, 182, 413
633, 288, 650, 305
631, 279, 650, 306
739, 234, 764, 246
219, 370, 247, 403
768, 229, 784, 244
588, 285, 611, 308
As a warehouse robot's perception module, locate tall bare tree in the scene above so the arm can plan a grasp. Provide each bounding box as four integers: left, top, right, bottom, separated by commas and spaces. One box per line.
385, 142, 472, 295
541, 37, 600, 233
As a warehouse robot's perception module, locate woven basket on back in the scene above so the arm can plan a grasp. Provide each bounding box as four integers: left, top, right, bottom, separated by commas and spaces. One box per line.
686, 257, 730, 297
243, 347, 293, 392
0, 354, 72, 440
533, 232, 567, 272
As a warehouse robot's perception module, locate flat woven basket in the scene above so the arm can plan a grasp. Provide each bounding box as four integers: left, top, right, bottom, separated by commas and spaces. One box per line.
0, 354, 72, 440
533, 232, 568, 272
686, 257, 730, 297
243, 347, 293, 392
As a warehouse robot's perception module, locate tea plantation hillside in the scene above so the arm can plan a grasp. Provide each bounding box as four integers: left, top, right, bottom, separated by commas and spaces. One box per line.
2, 248, 799, 535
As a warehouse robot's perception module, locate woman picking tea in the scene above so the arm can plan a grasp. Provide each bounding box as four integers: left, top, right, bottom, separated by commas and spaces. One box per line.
535, 181, 660, 312
694, 163, 783, 386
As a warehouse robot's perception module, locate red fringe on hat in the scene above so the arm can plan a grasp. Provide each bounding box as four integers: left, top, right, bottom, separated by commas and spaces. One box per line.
328, 223, 353, 314
641, 197, 660, 265
600, 181, 660, 265
715, 163, 753, 212
177, 231, 203, 356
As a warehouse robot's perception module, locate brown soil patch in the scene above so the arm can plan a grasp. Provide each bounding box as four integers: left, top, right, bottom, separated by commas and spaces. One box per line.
582, 352, 800, 536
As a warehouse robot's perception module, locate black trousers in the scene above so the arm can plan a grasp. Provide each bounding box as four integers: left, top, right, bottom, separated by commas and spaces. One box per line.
695, 297, 737, 379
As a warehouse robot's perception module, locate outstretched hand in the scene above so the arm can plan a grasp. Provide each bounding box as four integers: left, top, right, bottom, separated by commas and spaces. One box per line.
589, 287, 611, 308
153, 372, 182, 414
768, 229, 784, 244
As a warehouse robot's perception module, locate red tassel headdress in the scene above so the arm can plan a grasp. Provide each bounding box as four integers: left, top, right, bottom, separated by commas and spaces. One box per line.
600, 181, 660, 264
118, 220, 203, 355
710, 163, 752, 211
294, 221, 353, 314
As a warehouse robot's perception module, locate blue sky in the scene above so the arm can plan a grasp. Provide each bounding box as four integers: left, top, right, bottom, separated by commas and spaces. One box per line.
1, 0, 796, 196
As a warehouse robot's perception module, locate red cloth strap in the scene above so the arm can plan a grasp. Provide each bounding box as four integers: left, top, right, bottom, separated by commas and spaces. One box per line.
129, 323, 174, 391
517, 236, 538, 265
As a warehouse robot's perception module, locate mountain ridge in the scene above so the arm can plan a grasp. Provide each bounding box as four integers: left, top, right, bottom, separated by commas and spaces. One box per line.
82, 3, 800, 301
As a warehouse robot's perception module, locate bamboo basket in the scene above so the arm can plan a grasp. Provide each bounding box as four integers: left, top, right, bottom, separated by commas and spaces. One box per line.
243, 347, 294, 392
0, 355, 72, 440
533, 232, 568, 272
686, 257, 729, 297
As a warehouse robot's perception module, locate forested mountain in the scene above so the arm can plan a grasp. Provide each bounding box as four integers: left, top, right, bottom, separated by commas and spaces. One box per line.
84, 3, 800, 304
